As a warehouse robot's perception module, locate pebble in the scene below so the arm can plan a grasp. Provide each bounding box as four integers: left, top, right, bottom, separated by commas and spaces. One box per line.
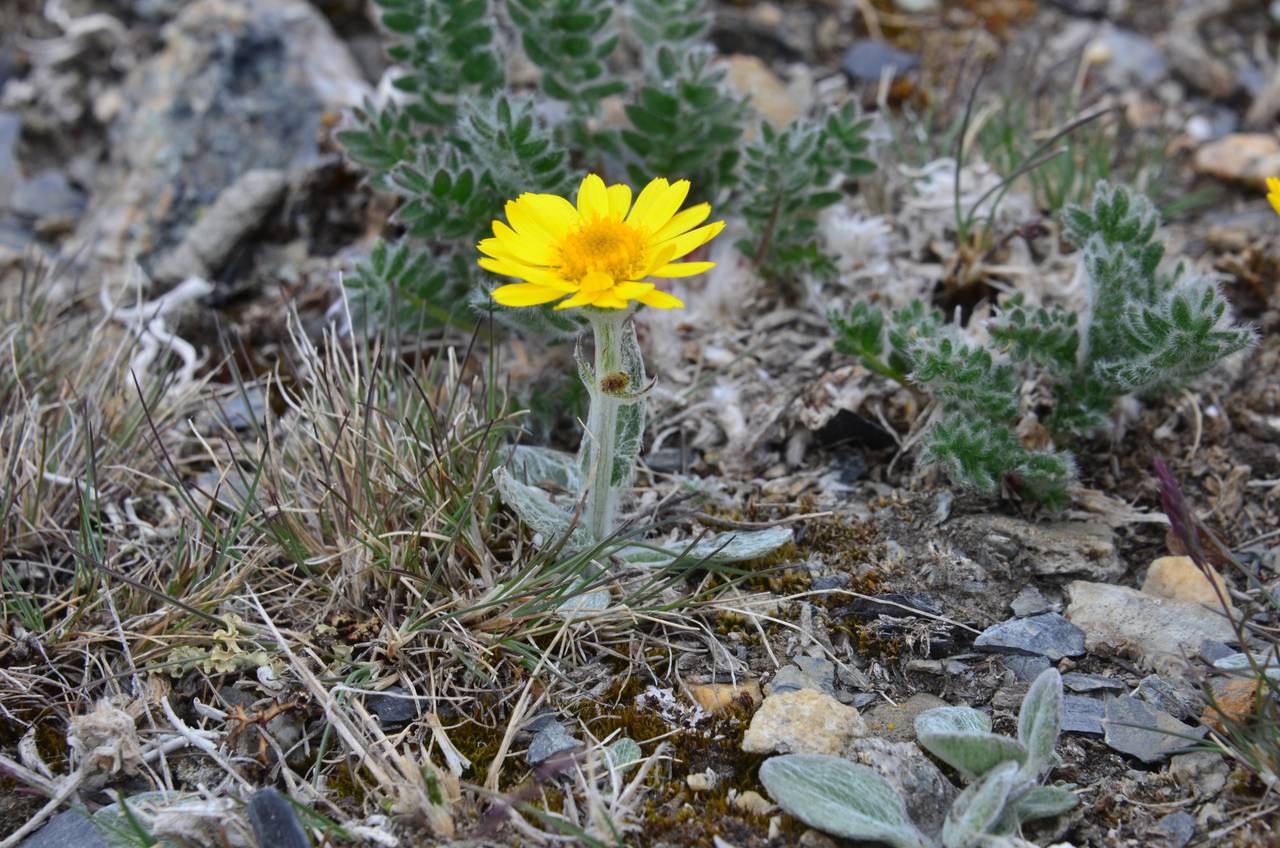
527, 720, 581, 765
723, 54, 812, 129
974, 612, 1085, 661
10, 170, 86, 225
1062, 696, 1105, 736
732, 790, 776, 816
1102, 697, 1206, 764
1065, 581, 1235, 676
246, 788, 310, 848
1151, 811, 1195, 848
686, 770, 717, 792
1168, 751, 1229, 796
18, 810, 107, 848
741, 689, 866, 756
1201, 678, 1260, 729
1061, 673, 1125, 694
1010, 586, 1053, 618
958, 515, 1122, 581
844, 738, 956, 839
1002, 654, 1052, 682
366, 686, 420, 726
1086, 26, 1169, 88
768, 658, 835, 696
1193, 133, 1280, 189
688, 680, 763, 713
840, 40, 920, 84
1135, 675, 1201, 723
1141, 556, 1234, 616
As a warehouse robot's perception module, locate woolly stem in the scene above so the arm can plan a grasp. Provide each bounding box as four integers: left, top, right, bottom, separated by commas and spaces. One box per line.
584, 311, 626, 541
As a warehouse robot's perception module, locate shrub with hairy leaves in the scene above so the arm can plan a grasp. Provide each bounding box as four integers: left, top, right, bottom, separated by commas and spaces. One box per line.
830, 182, 1253, 507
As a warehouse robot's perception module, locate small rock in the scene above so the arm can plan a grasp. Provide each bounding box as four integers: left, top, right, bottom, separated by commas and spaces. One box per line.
1201, 678, 1260, 730
1002, 654, 1052, 682
527, 721, 581, 765
1061, 673, 1125, 694
1169, 750, 1229, 796
769, 661, 834, 697
1151, 810, 1195, 848
741, 689, 866, 756
1193, 133, 1280, 189
366, 686, 420, 726
686, 770, 717, 792
1062, 696, 1105, 736
864, 693, 950, 743
732, 790, 775, 816
18, 810, 107, 848
246, 788, 310, 848
960, 516, 1122, 581
975, 613, 1085, 661
1103, 697, 1206, 764
1010, 587, 1053, 618
1066, 581, 1235, 676
838, 592, 940, 619
840, 40, 920, 83
689, 680, 762, 713
1141, 556, 1234, 616
844, 738, 956, 839
10, 170, 86, 224
810, 574, 850, 592
1136, 675, 1201, 722
723, 54, 812, 129
1086, 26, 1169, 88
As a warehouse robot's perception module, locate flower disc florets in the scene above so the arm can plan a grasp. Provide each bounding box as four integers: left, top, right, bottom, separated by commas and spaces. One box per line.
478, 173, 725, 311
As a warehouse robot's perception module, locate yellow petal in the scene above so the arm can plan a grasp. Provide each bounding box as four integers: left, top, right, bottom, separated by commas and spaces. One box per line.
1268, 177, 1280, 194
479, 258, 577, 291
580, 270, 614, 293
612, 281, 655, 299
492, 283, 569, 307
520, 193, 580, 241
593, 293, 629, 309
654, 202, 711, 242
625, 178, 670, 229
660, 220, 725, 261
493, 220, 557, 265
607, 183, 632, 221
553, 290, 597, 311
576, 173, 610, 220
637, 289, 684, 309
632, 179, 690, 232
651, 261, 715, 278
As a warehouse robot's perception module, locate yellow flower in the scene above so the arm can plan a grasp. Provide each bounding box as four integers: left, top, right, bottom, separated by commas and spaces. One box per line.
1268, 177, 1280, 217
478, 173, 724, 310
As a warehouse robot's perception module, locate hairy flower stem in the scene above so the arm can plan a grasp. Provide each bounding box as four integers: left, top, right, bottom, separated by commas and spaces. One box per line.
584, 312, 626, 541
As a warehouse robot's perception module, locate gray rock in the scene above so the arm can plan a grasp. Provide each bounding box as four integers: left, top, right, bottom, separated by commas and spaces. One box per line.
844, 738, 956, 839
246, 788, 310, 848
863, 692, 948, 743
811, 574, 850, 592
1102, 696, 1206, 764
958, 515, 1122, 581
74, 0, 369, 283
366, 686, 420, 726
18, 810, 107, 848
1002, 654, 1052, 682
1061, 673, 1125, 693
975, 613, 1085, 660
1010, 586, 1053, 618
1062, 696, 1105, 735
1066, 581, 1235, 676
1151, 810, 1195, 848
841, 40, 919, 83
150, 169, 287, 285
1092, 26, 1170, 88
0, 112, 18, 199
1135, 675, 1201, 722
527, 720, 581, 765
10, 170, 86, 223
770, 656, 836, 696
1169, 751, 1229, 796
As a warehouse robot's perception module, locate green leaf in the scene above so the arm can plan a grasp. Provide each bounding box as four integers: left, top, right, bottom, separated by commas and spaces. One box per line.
915, 707, 1028, 781
942, 761, 1020, 848
759, 755, 932, 848
1010, 784, 1078, 823
1017, 668, 1063, 781
616, 527, 793, 568
492, 467, 593, 552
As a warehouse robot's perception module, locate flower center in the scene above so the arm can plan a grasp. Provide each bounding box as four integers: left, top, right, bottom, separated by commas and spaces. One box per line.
557, 217, 647, 284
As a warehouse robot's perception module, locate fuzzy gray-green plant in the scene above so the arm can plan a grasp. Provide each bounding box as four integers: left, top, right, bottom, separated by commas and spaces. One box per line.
830, 182, 1253, 507
341, 0, 878, 331
760, 668, 1077, 848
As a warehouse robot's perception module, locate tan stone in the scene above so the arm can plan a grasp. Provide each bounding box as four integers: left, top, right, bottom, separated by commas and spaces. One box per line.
1193, 133, 1280, 188
1141, 555, 1234, 616
688, 680, 762, 714
741, 689, 866, 755
732, 790, 776, 817
723, 54, 812, 129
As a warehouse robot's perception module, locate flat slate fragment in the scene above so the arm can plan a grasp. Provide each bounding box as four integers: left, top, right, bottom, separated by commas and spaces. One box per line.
975, 612, 1085, 660
19, 810, 107, 848
1103, 696, 1207, 763
1061, 696, 1105, 735
1061, 672, 1126, 693
247, 788, 311, 848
